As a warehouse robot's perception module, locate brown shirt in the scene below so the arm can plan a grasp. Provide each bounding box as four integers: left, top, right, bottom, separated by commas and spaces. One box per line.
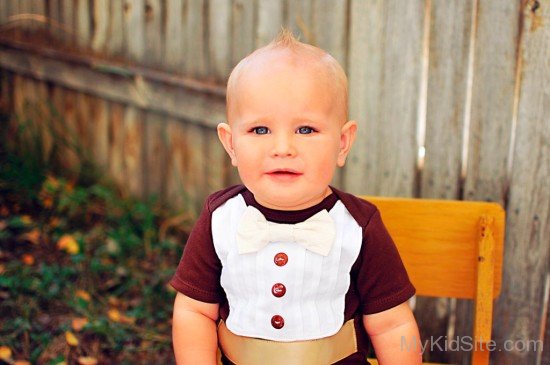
171, 185, 415, 364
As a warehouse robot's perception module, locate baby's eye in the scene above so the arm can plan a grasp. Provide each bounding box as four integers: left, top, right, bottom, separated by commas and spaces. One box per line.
252, 126, 270, 135
296, 126, 315, 134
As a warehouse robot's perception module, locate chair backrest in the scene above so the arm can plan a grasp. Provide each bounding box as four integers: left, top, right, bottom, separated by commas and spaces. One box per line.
360, 196, 505, 365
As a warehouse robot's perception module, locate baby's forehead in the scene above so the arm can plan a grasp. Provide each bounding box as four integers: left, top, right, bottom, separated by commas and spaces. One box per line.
237, 47, 334, 81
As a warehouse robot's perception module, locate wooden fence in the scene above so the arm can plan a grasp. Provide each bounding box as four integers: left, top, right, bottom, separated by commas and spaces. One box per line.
0, 1, 548, 364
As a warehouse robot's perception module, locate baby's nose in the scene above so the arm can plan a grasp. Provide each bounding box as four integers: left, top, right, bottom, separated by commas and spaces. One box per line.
271, 134, 297, 157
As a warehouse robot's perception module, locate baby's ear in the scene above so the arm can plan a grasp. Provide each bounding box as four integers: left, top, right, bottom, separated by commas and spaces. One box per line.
337, 120, 357, 167
217, 123, 238, 166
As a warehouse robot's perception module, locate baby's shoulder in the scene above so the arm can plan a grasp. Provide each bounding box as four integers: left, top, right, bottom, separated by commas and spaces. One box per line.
330, 187, 379, 228
205, 185, 247, 212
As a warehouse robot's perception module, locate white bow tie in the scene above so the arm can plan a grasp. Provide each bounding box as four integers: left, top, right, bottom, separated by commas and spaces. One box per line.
236, 206, 336, 256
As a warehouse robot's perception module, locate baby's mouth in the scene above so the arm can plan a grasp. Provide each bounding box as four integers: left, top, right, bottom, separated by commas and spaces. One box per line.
267, 169, 301, 175
266, 169, 303, 179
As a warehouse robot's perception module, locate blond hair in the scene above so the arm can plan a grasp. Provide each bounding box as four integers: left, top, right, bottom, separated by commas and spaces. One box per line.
226, 28, 348, 122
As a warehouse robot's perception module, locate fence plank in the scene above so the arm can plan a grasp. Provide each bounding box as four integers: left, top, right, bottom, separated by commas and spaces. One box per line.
17, 0, 33, 31
166, 118, 190, 212
0, 1, 8, 24
186, 0, 208, 78
209, 0, 232, 82
287, 0, 313, 42
74, 91, 89, 151
75, 0, 90, 47
205, 128, 227, 194
256, 0, 283, 47
231, 0, 255, 66
144, 112, 167, 201
124, 0, 145, 62
423, 3, 475, 362
144, 0, 162, 67
17, 76, 36, 149
55, 87, 80, 175
106, 0, 125, 56
33, 0, 46, 15
30, 0, 46, 33
88, 96, 109, 171
48, 0, 62, 24
8, 2, 19, 21
493, 1, 549, 363
312, 0, 347, 68
166, 118, 206, 214
164, 0, 184, 73
91, 0, 109, 52
34, 80, 52, 161
109, 102, 125, 188
0, 70, 12, 115
61, 0, 75, 43
463, 0, 519, 204
345, 0, 383, 194
377, 0, 424, 197
185, 123, 207, 214
49, 85, 64, 161
62, 88, 80, 174
12, 74, 24, 144
346, 0, 424, 197
422, 0, 472, 200
123, 106, 145, 198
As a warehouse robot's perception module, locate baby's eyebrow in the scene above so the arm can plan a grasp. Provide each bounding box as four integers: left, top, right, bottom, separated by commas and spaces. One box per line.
291, 117, 322, 125
241, 119, 267, 127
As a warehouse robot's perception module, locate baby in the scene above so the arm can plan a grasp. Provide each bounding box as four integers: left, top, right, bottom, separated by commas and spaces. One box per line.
170, 30, 421, 364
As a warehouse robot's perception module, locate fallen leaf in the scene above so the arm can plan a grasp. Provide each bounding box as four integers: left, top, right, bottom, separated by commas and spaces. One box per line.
42, 196, 54, 208
75, 290, 91, 302
77, 356, 98, 365
20, 215, 32, 224
50, 217, 61, 228
22, 254, 35, 265
55, 361, 68, 365
65, 181, 75, 192
14, 361, 31, 365
0, 264, 5, 275
72, 317, 88, 332
107, 308, 121, 322
21, 228, 41, 244
0, 346, 12, 360
65, 331, 79, 346
107, 296, 121, 307
57, 234, 79, 254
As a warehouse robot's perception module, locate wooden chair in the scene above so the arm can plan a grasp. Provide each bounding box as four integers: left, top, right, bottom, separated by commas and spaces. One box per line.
361, 196, 505, 365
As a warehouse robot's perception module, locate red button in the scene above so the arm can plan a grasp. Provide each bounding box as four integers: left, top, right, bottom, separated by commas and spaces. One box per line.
271, 315, 284, 329
274, 252, 288, 266
272, 283, 286, 297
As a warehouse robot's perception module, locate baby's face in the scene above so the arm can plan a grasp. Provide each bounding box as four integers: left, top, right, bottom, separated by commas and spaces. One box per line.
220, 52, 356, 210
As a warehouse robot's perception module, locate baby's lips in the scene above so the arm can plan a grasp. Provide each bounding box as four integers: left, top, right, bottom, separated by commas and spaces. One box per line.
266, 168, 302, 174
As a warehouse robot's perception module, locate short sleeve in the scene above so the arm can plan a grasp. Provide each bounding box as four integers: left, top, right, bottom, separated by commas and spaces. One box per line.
169, 199, 224, 303
356, 210, 416, 314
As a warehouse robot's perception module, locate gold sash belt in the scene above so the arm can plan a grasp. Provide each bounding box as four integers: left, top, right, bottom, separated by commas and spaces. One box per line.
217, 319, 358, 365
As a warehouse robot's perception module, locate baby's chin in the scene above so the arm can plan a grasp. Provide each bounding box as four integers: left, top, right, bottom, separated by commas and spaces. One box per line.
251, 188, 332, 211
